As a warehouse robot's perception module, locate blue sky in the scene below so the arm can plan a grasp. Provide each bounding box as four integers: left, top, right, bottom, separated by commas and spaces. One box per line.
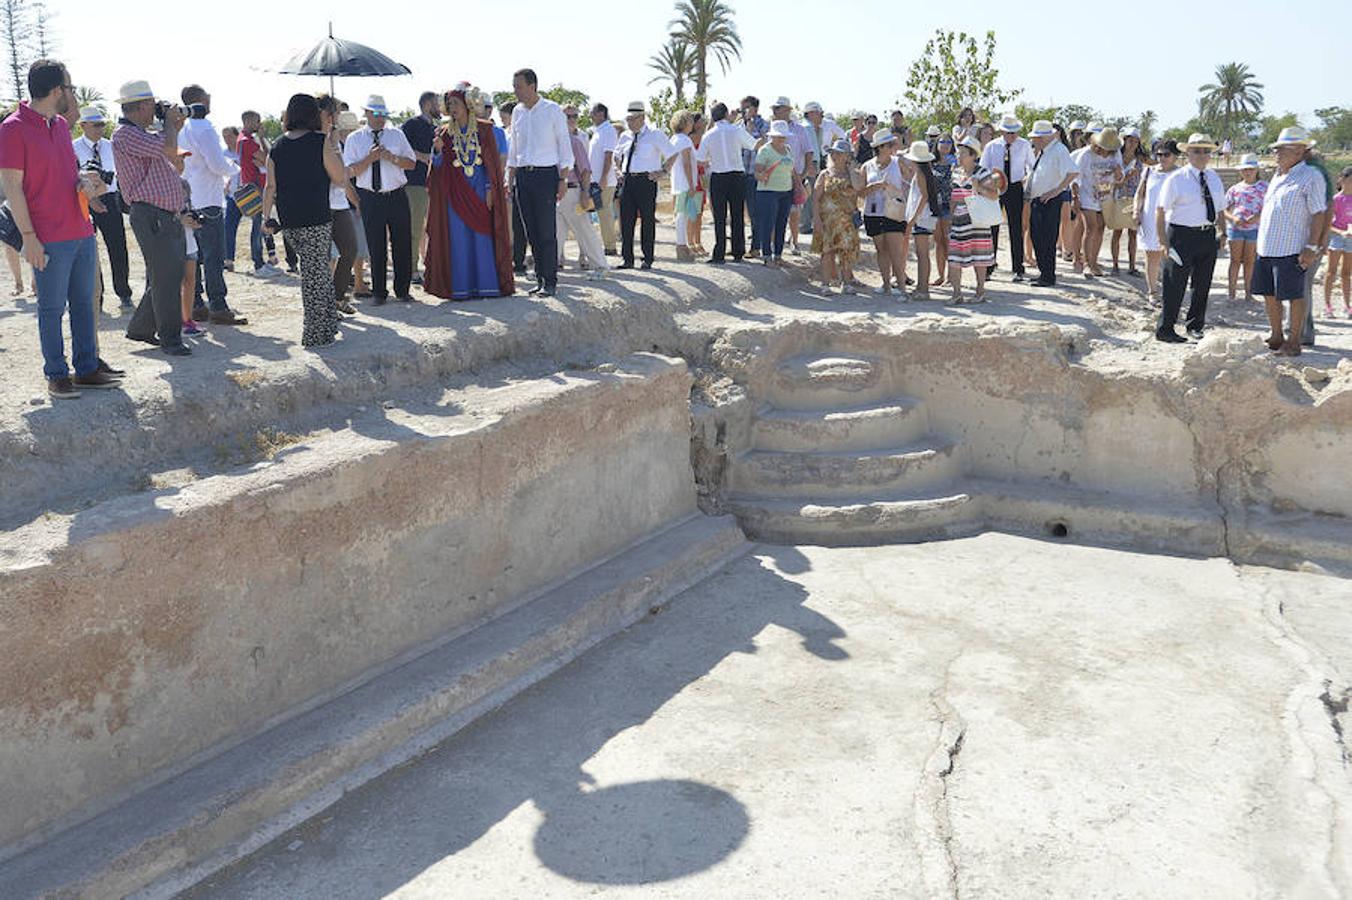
47, 0, 1339, 130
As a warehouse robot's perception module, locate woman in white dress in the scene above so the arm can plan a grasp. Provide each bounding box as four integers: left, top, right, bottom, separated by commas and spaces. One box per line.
1071, 127, 1124, 277
1132, 138, 1180, 301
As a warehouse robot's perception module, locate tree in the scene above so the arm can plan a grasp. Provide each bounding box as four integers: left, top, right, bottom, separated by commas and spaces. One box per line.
259, 115, 283, 142
1198, 62, 1264, 141
491, 90, 514, 110
1254, 112, 1299, 150
1056, 103, 1099, 126
540, 84, 589, 111
32, 0, 50, 56
647, 86, 703, 133
1, 0, 31, 103
1136, 110, 1158, 144
1314, 106, 1352, 150
902, 30, 1021, 125
73, 84, 101, 111
669, 0, 741, 101
648, 37, 696, 105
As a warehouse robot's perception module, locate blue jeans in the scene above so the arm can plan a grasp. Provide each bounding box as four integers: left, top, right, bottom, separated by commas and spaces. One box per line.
225, 197, 241, 261
33, 236, 98, 380
755, 189, 792, 258
191, 206, 228, 311
249, 213, 266, 269
744, 173, 759, 245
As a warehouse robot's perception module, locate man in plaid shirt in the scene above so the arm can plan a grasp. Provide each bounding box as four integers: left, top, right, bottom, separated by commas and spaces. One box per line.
111, 79, 192, 357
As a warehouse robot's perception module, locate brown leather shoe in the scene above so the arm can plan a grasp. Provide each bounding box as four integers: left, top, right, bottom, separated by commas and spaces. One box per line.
209, 309, 249, 326
73, 370, 121, 389
48, 377, 81, 399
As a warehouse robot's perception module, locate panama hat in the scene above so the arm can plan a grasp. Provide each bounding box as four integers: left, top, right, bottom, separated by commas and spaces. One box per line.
1121, 126, 1140, 139
117, 80, 155, 105
998, 114, 1022, 133
903, 140, 935, 163
827, 138, 852, 156
1068, 120, 1086, 132
957, 136, 983, 155
1092, 127, 1122, 151
768, 120, 793, 139
870, 127, 898, 147
1270, 125, 1315, 149
1181, 132, 1218, 150
803, 101, 823, 114
772, 96, 792, 109
1237, 152, 1260, 169
363, 95, 390, 116
77, 106, 107, 124
1085, 121, 1104, 134
925, 124, 942, 138
625, 100, 646, 116
1029, 119, 1055, 137
335, 110, 360, 131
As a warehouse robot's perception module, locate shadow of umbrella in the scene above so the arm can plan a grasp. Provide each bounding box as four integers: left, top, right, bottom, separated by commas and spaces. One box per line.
269, 22, 412, 97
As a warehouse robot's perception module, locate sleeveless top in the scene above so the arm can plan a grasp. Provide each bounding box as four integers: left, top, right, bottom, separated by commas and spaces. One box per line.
270, 131, 331, 228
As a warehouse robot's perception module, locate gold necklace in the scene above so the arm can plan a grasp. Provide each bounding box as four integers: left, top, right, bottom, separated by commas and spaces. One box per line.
449, 121, 481, 177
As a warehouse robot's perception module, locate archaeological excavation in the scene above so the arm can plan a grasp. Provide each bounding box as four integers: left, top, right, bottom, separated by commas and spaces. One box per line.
1, 256, 1350, 898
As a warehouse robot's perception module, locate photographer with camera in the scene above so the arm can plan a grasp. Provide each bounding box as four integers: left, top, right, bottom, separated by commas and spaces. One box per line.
178, 84, 245, 326
111, 79, 192, 357
73, 106, 133, 309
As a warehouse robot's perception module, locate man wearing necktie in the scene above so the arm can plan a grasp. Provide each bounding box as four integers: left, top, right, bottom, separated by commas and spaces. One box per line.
800, 103, 843, 238
1154, 133, 1228, 343
979, 115, 1032, 281
342, 96, 417, 304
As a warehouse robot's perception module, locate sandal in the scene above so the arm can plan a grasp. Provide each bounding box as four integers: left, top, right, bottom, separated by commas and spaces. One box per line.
1275, 341, 1302, 357
1265, 335, 1284, 351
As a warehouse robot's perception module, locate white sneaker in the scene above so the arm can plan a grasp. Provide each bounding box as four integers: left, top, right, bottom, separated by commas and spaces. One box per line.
254, 264, 284, 278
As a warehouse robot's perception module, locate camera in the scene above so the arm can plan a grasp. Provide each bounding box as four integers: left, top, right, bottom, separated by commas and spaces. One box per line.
154, 100, 191, 121
82, 157, 114, 186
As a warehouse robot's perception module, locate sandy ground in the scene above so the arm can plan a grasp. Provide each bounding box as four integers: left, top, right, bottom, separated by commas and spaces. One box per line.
184, 533, 1352, 899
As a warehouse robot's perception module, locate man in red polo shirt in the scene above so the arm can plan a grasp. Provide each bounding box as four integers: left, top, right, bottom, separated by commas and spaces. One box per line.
0, 58, 119, 398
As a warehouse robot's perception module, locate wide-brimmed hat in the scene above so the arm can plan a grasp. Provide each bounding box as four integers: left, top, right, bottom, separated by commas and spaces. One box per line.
1085, 121, 1104, 134
903, 140, 935, 163
117, 80, 155, 105
78, 107, 107, 124
1237, 153, 1260, 169
768, 120, 793, 139
870, 127, 898, 147
998, 114, 1022, 133
1092, 127, 1122, 151
625, 101, 646, 116
363, 95, 390, 116
827, 138, 852, 156
957, 136, 983, 155
1181, 132, 1218, 150
803, 101, 823, 114
925, 124, 942, 137
1068, 120, 1086, 132
772, 96, 792, 110
335, 110, 360, 131
1029, 119, 1055, 137
1270, 125, 1315, 149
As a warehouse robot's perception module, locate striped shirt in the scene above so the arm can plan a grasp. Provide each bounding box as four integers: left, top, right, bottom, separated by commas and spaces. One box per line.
1256, 161, 1327, 257
111, 120, 185, 213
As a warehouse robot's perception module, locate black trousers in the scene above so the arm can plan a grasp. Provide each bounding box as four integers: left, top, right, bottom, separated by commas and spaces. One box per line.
91, 191, 132, 300
990, 179, 1026, 274
709, 171, 747, 262
1029, 194, 1064, 284
330, 207, 359, 301
357, 186, 412, 299
1159, 224, 1219, 335
620, 175, 658, 265
511, 191, 527, 270
515, 167, 560, 289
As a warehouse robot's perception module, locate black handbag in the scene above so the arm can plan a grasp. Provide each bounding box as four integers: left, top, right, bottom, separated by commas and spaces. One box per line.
0, 202, 22, 252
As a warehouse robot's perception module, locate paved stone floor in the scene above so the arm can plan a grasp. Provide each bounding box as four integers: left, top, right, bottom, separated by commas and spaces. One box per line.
188, 533, 1351, 899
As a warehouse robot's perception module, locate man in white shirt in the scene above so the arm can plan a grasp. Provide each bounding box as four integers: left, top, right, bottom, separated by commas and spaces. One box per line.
799, 102, 845, 239
178, 84, 245, 324
588, 103, 619, 255
507, 68, 572, 296
979, 114, 1033, 280
73, 106, 133, 307
342, 95, 417, 304
702, 101, 761, 263
1023, 120, 1079, 287
614, 101, 672, 269
1154, 133, 1228, 343
770, 97, 811, 253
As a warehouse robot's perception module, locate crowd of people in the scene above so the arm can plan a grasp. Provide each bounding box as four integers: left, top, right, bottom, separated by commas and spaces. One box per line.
1, 57, 1349, 398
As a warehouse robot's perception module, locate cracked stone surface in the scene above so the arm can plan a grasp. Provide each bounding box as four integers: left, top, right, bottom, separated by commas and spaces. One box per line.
188, 534, 1352, 899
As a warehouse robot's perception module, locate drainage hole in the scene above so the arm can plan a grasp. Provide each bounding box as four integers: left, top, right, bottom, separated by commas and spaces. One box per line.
1047, 521, 1070, 539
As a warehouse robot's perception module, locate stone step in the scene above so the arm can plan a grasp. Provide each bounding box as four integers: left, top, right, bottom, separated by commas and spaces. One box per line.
751, 397, 928, 453
728, 492, 979, 547
766, 354, 892, 410
729, 440, 962, 499
0, 514, 749, 900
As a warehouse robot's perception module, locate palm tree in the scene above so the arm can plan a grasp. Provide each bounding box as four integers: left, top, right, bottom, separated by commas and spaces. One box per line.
1198, 62, 1264, 140
74, 85, 103, 109
669, 0, 742, 101
648, 37, 696, 105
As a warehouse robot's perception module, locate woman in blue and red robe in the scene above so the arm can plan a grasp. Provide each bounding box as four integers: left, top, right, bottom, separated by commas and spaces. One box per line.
424, 85, 514, 299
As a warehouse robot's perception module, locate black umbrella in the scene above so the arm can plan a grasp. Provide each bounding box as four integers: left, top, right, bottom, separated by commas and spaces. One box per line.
274, 23, 411, 96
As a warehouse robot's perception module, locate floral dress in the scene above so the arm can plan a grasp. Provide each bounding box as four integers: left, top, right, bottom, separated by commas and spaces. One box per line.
810, 169, 861, 268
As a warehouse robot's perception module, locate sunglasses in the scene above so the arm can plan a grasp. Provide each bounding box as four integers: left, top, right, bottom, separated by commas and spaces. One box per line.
566, 113, 578, 119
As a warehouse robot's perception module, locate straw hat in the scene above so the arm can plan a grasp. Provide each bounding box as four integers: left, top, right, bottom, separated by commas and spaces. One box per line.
925, 124, 942, 138
1068, 120, 1086, 132
772, 96, 792, 110
363, 95, 391, 116
1092, 127, 1123, 151
1028, 119, 1056, 137
77, 107, 107, 124
1270, 125, 1315, 149
625, 101, 646, 116
1121, 126, 1140, 139
957, 136, 983, 155
1180, 132, 1218, 150
768, 120, 793, 139
903, 140, 935, 163
117, 80, 155, 105
827, 138, 852, 156
1237, 153, 1260, 169
803, 101, 823, 114
870, 127, 898, 147
998, 114, 1022, 133
335, 110, 360, 131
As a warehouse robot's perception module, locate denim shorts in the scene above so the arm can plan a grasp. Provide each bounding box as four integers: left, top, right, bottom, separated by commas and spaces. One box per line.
1331, 232, 1351, 253
1227, 226, 1258, 242
1252, 254, 1306, 301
